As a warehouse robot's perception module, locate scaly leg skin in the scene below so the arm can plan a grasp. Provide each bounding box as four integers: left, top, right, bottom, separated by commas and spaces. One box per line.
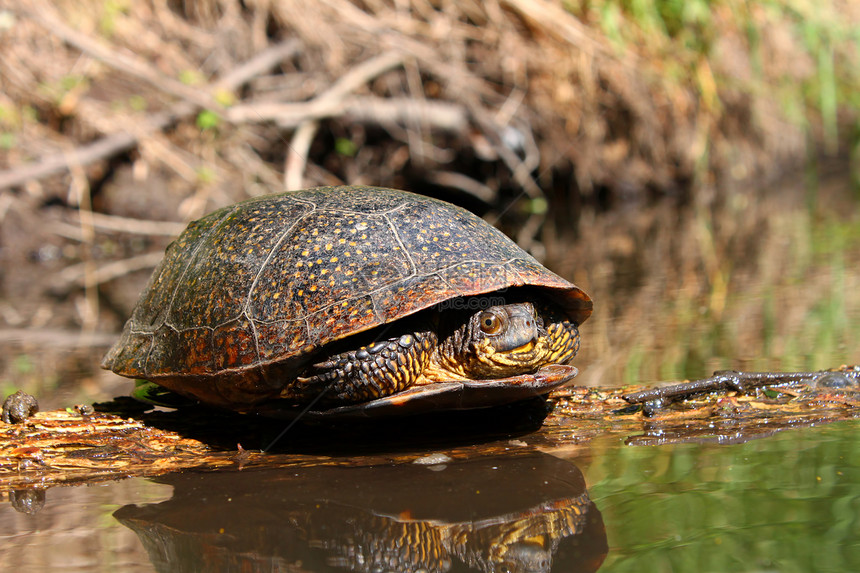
296, 331, 437, 403
545, 321, 580, 364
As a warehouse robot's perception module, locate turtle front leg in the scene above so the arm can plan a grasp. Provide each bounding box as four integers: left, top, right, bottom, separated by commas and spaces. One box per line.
296, 332, 437, 403
545, 320, 580, 364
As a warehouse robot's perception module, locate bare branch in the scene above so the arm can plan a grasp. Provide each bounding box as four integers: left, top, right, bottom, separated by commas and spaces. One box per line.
283, 51, 405, 189
229, 96, 467, 132
57, 252, 166, 289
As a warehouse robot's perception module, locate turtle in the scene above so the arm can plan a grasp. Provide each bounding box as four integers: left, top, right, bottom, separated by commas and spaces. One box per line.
102, 186, 592, 418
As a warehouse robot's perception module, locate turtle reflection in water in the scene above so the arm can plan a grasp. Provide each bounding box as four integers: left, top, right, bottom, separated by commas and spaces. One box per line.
114, 453, 608, 572
103, 186, 591, 418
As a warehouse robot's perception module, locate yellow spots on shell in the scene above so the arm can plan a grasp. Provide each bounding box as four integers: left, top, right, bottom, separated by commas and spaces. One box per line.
309, 285, 318, 292
325, 243, 333, 251
330, 256, 338, 263
301, 250, 309, 257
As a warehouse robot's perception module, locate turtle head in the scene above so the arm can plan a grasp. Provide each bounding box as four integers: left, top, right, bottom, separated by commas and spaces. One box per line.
445, 301, 580, 379
474, 303, 542, 354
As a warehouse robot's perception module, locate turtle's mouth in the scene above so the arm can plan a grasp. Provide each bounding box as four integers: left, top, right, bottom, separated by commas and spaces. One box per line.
511, 340, 537, 353
463, 337, 549, 379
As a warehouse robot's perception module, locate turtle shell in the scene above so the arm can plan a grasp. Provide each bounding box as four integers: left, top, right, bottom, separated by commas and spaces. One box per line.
102, 186, 592, 413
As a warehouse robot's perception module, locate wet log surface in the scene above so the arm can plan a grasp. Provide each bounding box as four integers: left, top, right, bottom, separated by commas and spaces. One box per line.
2, 368, 859, 492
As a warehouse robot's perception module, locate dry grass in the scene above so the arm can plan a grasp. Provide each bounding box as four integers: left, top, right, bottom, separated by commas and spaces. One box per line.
3, 0, 854, 206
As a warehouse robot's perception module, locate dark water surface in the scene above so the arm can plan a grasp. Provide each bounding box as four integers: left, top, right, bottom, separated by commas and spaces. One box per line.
2, 173, 860, 571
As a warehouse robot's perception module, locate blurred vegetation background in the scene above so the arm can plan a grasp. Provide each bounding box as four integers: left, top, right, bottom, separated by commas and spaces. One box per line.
1, 0, 859, 406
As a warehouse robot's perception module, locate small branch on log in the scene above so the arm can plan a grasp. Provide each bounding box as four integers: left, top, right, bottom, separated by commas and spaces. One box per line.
622, 368, 860, 412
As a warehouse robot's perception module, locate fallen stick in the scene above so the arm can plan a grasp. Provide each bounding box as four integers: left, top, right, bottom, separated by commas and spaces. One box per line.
227, 96, 467, 132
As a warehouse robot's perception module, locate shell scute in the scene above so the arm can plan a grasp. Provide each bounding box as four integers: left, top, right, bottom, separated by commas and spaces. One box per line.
248, 210, 409, 323
167, 198, 312, 330
145, 326, 214, 376
212, 317, 259, 371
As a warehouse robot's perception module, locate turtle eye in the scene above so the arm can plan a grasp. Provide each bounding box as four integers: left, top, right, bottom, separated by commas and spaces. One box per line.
478, 311, 503, 335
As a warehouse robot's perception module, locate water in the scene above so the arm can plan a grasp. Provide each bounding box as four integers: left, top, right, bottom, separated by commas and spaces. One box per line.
2, 419, 858, 572
585, 420, 860, 572
2, 172, 860, 571
0, 478, 170, 571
